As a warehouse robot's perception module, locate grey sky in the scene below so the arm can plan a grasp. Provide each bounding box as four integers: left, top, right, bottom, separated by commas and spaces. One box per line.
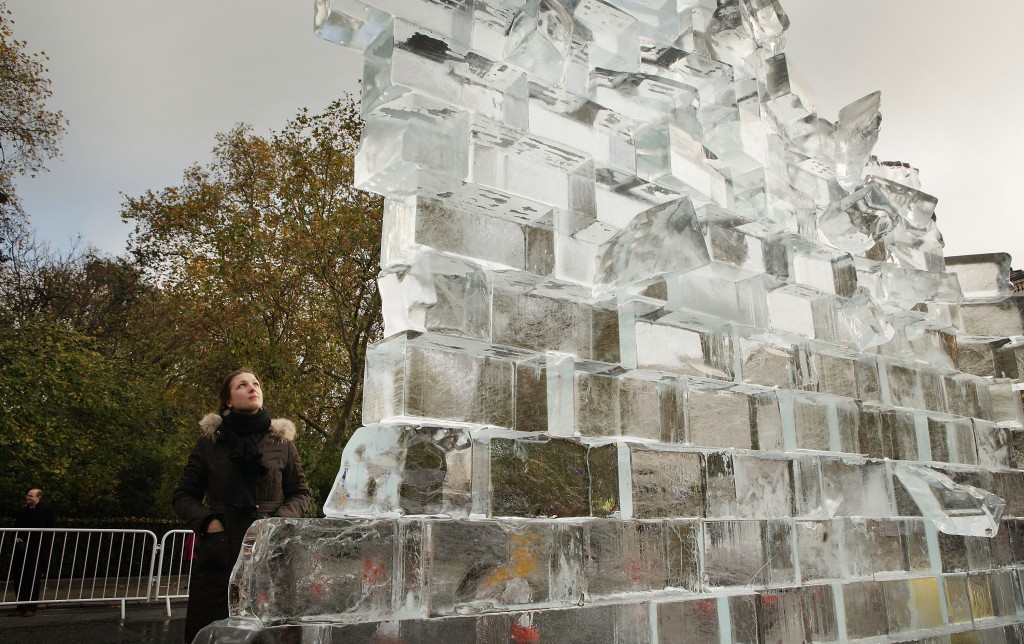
7, 1, 1024, 266
7, 0, 360, 255
784, 0, 1024, 266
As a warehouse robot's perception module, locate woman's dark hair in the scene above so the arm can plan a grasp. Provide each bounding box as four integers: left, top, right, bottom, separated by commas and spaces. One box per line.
218, 368, 261, 414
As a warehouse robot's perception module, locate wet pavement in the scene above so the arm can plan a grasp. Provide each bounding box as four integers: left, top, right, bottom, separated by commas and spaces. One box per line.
0, 602, 186, 644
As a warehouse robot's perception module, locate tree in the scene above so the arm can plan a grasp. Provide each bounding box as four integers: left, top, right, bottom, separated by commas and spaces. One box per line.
123, 97, 383, 503
0, 243, 174, 516
0, 3, 67, 239
0, 317, 170, 515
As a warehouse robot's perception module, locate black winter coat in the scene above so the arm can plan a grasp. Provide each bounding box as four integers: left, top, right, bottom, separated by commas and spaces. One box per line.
173, 413, 310, 642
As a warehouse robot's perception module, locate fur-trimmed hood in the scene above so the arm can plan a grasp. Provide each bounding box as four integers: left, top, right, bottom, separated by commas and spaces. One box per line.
199, 413, 296, 442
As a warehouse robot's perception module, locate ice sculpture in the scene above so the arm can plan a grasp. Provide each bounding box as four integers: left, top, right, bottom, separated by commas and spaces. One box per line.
196, 1, 1024, 641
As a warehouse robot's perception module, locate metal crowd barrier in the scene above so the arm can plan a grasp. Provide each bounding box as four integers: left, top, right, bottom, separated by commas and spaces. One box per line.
1, 526, 194, 618
153, 529, 194, 616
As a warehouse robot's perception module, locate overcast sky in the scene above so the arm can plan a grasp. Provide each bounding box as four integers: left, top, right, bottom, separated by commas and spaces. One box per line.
7, 0, 1024, 267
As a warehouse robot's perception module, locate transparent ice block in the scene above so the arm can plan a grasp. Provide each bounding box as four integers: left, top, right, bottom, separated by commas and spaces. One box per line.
834, 91, 882, 192
893, 462, 1006, 537
626, 444, 703, 519
504, 0, 575, 85
324, 424, 472, 517
594, 196, 710, 294
314, 0, 392, 52
945, 252, 1013, 301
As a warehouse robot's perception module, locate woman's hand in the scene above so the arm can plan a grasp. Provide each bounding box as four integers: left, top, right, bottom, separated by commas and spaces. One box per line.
206, 519, 225, 534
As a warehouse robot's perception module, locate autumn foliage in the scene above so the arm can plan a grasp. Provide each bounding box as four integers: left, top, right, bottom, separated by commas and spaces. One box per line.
1, 97, 383, 517
0, 2, 383, 518
0, 2, 67, 237
122, 97, 384, 510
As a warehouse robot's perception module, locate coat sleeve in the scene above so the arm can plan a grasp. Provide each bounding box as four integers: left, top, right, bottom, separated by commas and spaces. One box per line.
172, 441, 216, 532
274, 441, 310, 518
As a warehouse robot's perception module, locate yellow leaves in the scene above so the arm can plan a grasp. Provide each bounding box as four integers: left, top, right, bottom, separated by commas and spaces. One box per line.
0, 4, 66, 187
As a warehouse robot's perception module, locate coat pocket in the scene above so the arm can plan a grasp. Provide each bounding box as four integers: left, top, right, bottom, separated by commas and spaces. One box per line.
196, 532, 234, 570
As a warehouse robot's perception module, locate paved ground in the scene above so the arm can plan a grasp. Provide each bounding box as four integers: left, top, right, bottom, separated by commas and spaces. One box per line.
0, 602, 187, 644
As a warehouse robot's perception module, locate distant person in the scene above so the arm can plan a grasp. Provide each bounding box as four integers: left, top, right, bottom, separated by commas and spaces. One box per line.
13, 488, 56, 617
173, 368, 310, 643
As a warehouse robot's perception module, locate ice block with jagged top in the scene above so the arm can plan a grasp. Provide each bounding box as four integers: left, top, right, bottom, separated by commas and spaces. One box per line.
201, 0, 1024, 641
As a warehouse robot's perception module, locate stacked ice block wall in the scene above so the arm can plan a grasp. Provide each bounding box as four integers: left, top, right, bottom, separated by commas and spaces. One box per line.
203, 1, 1024, 642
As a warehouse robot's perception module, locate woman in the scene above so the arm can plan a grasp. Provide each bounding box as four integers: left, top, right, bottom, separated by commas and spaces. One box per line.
173, 368, 310, 642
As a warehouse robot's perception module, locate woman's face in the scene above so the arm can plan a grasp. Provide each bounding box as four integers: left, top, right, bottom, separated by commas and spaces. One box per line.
226, 372, 263, 414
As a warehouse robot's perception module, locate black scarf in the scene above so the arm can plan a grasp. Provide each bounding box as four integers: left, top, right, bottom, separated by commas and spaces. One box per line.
219, 409, 271, 510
